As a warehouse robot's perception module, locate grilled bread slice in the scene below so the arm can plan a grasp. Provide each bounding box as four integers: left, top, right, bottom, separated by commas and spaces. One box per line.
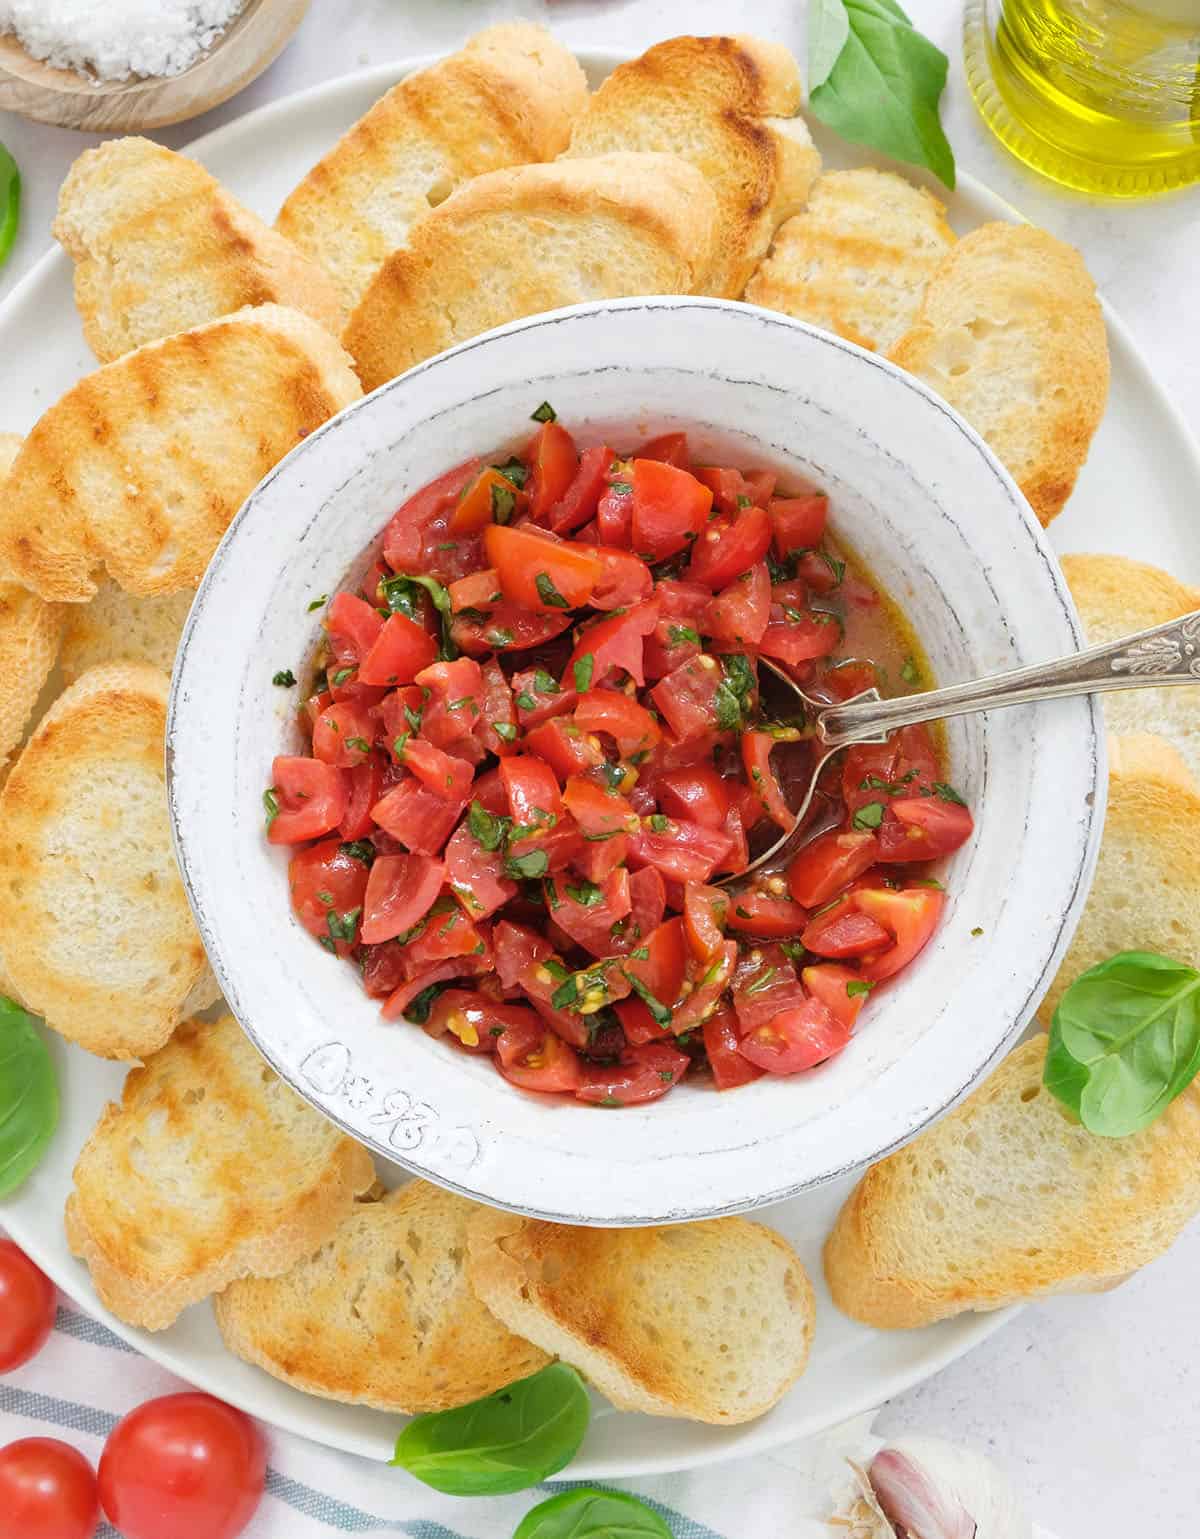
277, 23, 589, 314
344, 152, 718, 390
1062, 553, 1200, 784
0, 435, 62, 769
55, 137, 344, 363
745, 168, 956, 354
889, 223, 1109, 525
1039, 733, 1200, 1026
0, 305, 361, 602
59, 582, 193, 686
66, 1014, 375, 1331
0, 663, 207, 1058
562, 34, 820, 299
468, 1209, 814, 1424
215, 1182, 549, 1413
824, 1034, 1200, 1329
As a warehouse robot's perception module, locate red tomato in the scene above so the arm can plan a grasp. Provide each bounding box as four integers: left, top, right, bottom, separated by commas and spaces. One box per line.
383, 459, 481, 572
703, 1007, 764, 1090
484, 524, 600, 612
842, 725, 939, 815
361, 853, 444, 943
794, 549, 842, 595
705, 562, 772, 645
574, 690, 661, 759
325, 591, 383, 662
693, 465, 774, 514
511, 668, 576, 727
498, 1029, 583, 1094
643, 616, 701, 680
527, 421, 579, 523
802, 962, 870, 1029
596, 474, 634, 544
576, 1041, 690, 1105
445, 821, 518, 920
311, 698, 377, 768
656, 766, 730, 829
630, 459, 713, 560
448, 567, 501, 614
801, 899, 892, 958
451, 600, 573, 655
670, 940, 738, 1033
627, 817, 732, 885
371, 777, 466, 853
450, 467, 528, 534
683, 882, 729, 960
637, 431, 691, 467
616, 917, 688, 1043
731, 947, 808, 1032
856, 887, 945, 981
493, 920, 553, 989
0, 1439, 98, 1539
609, 866, 667, 954
500, 755, 564, 828
876, 795, 974, 862
581, 545, 654, 610
547, 443, 613, 534
787, 829, 879, 907
268, 757, 348, 844
687, 505, 771, 588
397, 738, 474, 801
358, 613, 438, 687
570, 830, 629, 883
566, 601, 659, 689
727, 888, 809, 938
402, 901, 484, 973
381, 952, 492, 1019
817, 659, 881, 702
426, 990, 535, 1052
738, 997, 852, 1075
289, 839, 371, 952
563, 776, 635, 838
741, 729, 795, 831
758, 611, 842, 666
0, 1241, 56, 1370
768, 493, 828, 556
552, 867, 632, 957
522, 718, 605, 780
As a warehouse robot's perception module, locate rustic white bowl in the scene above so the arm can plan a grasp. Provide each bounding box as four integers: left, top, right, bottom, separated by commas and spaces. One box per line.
167, 298, 1103, 1225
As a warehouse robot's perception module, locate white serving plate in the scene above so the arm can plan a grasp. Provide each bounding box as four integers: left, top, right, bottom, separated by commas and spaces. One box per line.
2, 51, 1198, 1479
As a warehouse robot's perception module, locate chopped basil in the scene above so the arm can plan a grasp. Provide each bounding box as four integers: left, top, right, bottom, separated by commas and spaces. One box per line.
573, 653, 594, 693
736, 494, 752, 508
381, 573, 458, 659
912, 876, 946, 890
667, 624, 700, 646
339, 840, 375, 866
506, 848, 549, 880
852, 801, 886, 830
491, 482, 516, 524
778, 939, 807, 963
404, 702, 424, 734
743, 965, 778, 995
597, 762, 626, 791
515, 692, 537, 711
392, 733, 409, 760
535, 572, 570, 609
533, 668, 559, 695
272, 669, 296, 687
330, 666, 354, 686
629, 946, 650, 961
326, 906, 361, 945
818, 551, 846, 587
263, 787, 280, 827
493, 457, 529, 489
658, 1070, 676, 1082
935, 782, 968, 806
448, 697, 472, 711
846, 979, 874, 998
713, 681, 743, 732
648, 814, 670, 833
583, 828, 623, 842
493, 721, 517, 742
531, 401, 558, 423
971, 925, 984, 937
468, 800, 511, 852
306, 594, 327, 612
544, 878, 561, 910
486, 628, 515, 648
767, 553, 796, 583
900, 655, 920, 685
345, 736, 370, 752
623, 971, 673, 1027
404, 979, 456, 1025
609, 479, 633, 495
564, 880, 603, 908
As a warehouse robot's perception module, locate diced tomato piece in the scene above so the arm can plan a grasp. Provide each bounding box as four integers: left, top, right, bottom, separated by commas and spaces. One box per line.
576, 1041, 689, 1105
580, 545, 654, 610
444, 820, 518, 920
511, 668, 576, 728
547, 444, 614, 534
694, 465, 777, 515
683, 882, 729, 960
842, 725, 939, 815
289, 838, 371, 955
499, 1029, 584, 1094
471, 767, 508, 815
311, 698, 377, 768
416, 656, 484, 755
856, 886, 945, 982
787, 829, 879, 908
687, 505, 771, 588
758, 611, 842, 666
606, 866, 666, 955
570, 831, 629, 883
742, 729, 795, 831
383, 459, 482, 574
596, 474, 634, 545
644, 617, 701, 680
371, 777, 466, 854
361, 940, 407, 999
509, 816, 583, 875
448, 568, 501, 614
817, 659, 881, 702
802, 962, 871, 1029
485, 524, 601, 613
451, 601, 573, 656
655, 578, 710, 622
877, 795, 974, 862
768, 494, 828, 557
474, 659, 518, 758
727, 888, 809, 938
574, 690, 661, 759
656, 766, 730, 830
718, 806, 749, 875
424, 989, 532, 1053
651, 655, 726, 741
325, 591, 384, 663
500, 755, 563, 829
354, 612, 436, 687
800, 892, 890, 957
339, 753, 388, 839
552, 867, 631, 957
522, 717, 604, 780
627, 817, 733, 885
378, 942, 492, 1018
527, 421, 579, 523
730, 945, 808, 1032
614, 916, 688, 1044
563, 776, 635, 838
844, 574, 880, 608
396, 737, 474, 801
402, 899, 484, 972
637, 431, 690, 467
704, 1007, 764, 1090
450, 467, 528, 534
493, 920, 552, 990
268, 756, 348, 844
631, 459, 713, 560
793, 550, 841, 595
566, 600, 659, 689
670, 940, 738, 1033
705, 562, 771, 645
738, 997, 851, 1075
360, 853, 444, 944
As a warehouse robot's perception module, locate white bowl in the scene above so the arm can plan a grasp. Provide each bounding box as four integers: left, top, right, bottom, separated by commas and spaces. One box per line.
167, 297, 1103, 1225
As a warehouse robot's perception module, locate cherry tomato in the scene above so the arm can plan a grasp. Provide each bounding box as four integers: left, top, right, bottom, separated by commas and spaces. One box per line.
361, 852, 444, 944
268, 756, 348, 845
855, 886, 945, 982
0, 1439, 99, 1539
98, 1393, 265, 1539
876, 794, 974, 861
289, 838, 371, 952
0, 1241, 56, 1371
687, 505, 771, 588
498, 1028, 584, 1094
738, 997, 851, 1075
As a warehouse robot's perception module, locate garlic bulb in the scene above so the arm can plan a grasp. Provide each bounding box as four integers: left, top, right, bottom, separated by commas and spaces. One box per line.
865, 1437, 1033, 1539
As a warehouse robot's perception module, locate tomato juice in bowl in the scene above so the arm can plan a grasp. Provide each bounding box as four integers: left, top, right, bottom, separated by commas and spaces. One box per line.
168, 298, 1103, 1224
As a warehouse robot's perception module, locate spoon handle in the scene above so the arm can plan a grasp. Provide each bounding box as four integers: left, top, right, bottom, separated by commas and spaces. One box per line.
818, 610, 1200, 748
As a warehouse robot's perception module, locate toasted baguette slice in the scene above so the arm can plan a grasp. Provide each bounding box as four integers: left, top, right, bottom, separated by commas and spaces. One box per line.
824, 1034, 1200, 1329
55, 137, 344, 362
277, 23, 588, 313
66, 1014, 375, 1330
889, 224, 1109, 525
1039, 732, 1200, 1026
0, 435, 62, 767
0, 663, 207, 1058
745, 169, 956, 354
562, 35, 819, 299
468, 1210, 814, 1424
1062, 553, 1200, 784
0, 305, 361, 602
215, 1182, 549, 1412
344, 153, 718, 390
59, 581, 193, 686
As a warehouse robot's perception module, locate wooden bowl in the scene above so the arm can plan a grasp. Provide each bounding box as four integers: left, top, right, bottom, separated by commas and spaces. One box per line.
0, 0, 311, 132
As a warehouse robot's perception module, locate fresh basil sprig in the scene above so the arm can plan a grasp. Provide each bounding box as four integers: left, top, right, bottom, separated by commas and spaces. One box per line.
514, 1488, 672, 1539
0, 996, 58, 1197
807, 0, 955, 189
1044, 951, 1200, 1137
391, 1363, 589, 1495
0, 144, 19, 270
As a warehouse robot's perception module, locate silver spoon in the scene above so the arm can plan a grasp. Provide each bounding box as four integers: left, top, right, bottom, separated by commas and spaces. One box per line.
725, 607, 1200, 885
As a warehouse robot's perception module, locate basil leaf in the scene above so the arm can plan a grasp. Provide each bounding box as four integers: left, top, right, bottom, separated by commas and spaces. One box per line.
405, 980, 456, 1025
564, 880, 603, 908
623, 971, 673, 1027
934, 781, 967, 805
469, 800, 510, 853
0, 144, 19, 270
808, 0, 851, 91
535, 572, 570, 609
532, 668, 559, 695
852, 800, 886, 830
491, 482, 517, 524
494, 457, 529, 489
0, 997, 58, 1197
339, 840, 375, 866
573, 653, 594, 693
1044, 951, 1200, 1137
514, 1488, 672, 1539
531, 401, 558, 423
391, 1363, 588, 1495
506, 848, 549, 880
381, 573, 458, 659
272, 669, 296, 687
263, 787, 280, 828
808, 0, 955, 188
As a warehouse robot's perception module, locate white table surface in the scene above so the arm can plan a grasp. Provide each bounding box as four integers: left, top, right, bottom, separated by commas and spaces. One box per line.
2, 2, 1197, 1535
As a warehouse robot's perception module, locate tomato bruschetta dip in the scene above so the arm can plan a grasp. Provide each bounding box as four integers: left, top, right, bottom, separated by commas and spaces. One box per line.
265, 407, 973, 1106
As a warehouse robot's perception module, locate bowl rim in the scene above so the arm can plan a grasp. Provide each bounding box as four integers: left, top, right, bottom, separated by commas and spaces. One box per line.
167, 294, 1105, 1223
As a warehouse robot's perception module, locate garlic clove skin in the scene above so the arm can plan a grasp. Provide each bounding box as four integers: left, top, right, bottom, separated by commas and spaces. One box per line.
868, 1436, 1033, 1539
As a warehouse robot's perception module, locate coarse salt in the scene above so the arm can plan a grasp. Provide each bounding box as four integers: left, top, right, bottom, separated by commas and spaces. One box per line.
0, 0, 248, 83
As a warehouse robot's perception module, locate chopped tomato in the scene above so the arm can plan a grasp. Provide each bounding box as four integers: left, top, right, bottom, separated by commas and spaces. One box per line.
855, 886, 945, 981
402, 900, 484, 973
398, 737, 474, 801
424, 989, 534, 1053
670, 940, 737, 1033
682, 882, 729, 960
704, 1007, 764, 1090
268, 757, 348, 844
576, 1041, 690, 1105
566, 601, 659, 689
738, 998, 851, 1074
582, 545, 654, 610
637, 431, 690, 467
615, 916, 688, 1043
500, 755, 563, 828
445, 821, 517, 919
325, 591, 383, 662
741, 729, 795, 831
876, 795, 974, 861
801, 897, 892, 958
758, 610, 843, 666
311, 699, 377, 769
511, 668, 576, 728
574, 690, 661, 759
450, 467, 528, 534
687, 505, 771, 588
651, 655, 727, 740
493, 920, 552, 990
552, 867, 631, 957
570, 831, 629, 883
731, 945, 808, 1031
523, 717, 605, 780
596, 474, 634, 545
547, 444, 614, 534
475, 658, 518, 757
527, 421, 579, 523
451, 601, 573, 655
794, 549, 843, 595
726, 888, 809, 938
383, 458, 482, 575
498, 1029, 584, 1094
842, 725, 939, 815
644, 616, 702, 679
706, 562, 772, 645
371, 777, 466, 854
818, 659, 881, 702
339, 754, 388, 839
656, 766, 730, 829
802, 962, 870, 1029
563, 776, 636, 838
768, 493, 828, 556
289, 839, 370, 954
787, 829, 879, 908
380, 950, 491, 1019
608, 866, 666, 955
360, 853, 443, 944
448, 568, 502, 613
484, 524, 601, 613
631, 459, 713, 560
357, 613, 438, 686
627, 817, 732, 885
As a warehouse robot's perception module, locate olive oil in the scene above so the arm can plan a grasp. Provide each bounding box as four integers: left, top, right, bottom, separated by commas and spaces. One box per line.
964, 0, 1200, 195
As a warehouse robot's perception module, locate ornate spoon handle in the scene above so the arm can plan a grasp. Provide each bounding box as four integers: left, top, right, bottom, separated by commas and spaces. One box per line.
817, 610, 1200, 749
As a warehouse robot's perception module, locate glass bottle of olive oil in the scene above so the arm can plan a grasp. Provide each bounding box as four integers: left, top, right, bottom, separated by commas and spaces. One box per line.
964, 0, 1200, 195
